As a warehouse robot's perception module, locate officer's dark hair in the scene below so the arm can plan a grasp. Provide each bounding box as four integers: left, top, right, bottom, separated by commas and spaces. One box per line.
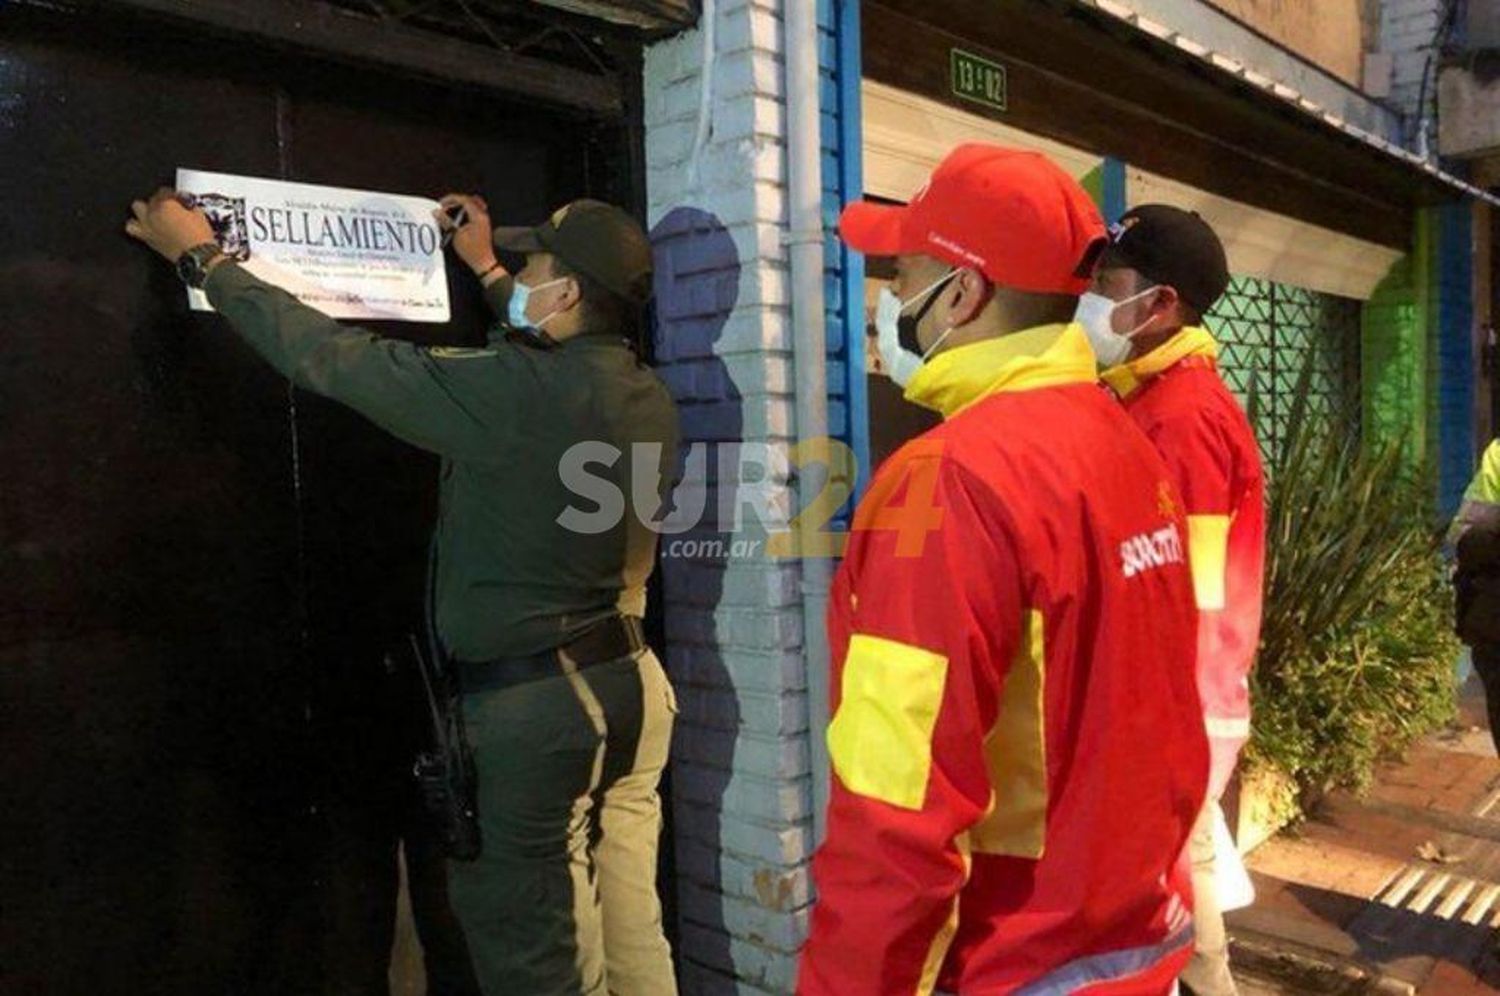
549, 255, 630, 334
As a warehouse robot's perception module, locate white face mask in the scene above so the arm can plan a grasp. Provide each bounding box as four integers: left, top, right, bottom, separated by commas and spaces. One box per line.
874, 270, 957, 388
508, 276, 568, 334
1073, 284, 1161, 368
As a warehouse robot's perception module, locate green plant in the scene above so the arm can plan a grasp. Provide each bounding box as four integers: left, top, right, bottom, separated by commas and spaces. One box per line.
1244, 365, 1460, 803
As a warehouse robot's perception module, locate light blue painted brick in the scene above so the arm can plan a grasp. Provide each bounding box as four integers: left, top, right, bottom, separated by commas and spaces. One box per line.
679, 927, 803, 994
668, 228, 748, 278
715, 3, 779, 57
680, 880, 811, 953
658, 363, 698, 400
674, 837, 813, 911
674, 686, 749, 732
674, 835, 725, 887
820, 272, 842, 307
726, 565, 801, 608
673, 725, 813, 780
825, 363, 847, 396
678, 961, 733, 996
664, 605, 720, 645
684, 684, 808, 737
646, 118, 698, 164
662, 567, 732, 611
818, 74, 838, 107
692, 363, 744, 404
645, 1, 857, 986
667, 645, 807, 696
713, 48, 785, 103
739, 397, 797, 438
759, 686, 811, 736
715, 93, 786, 143
827, 400, 848, 438
728, 608, 803, 651
675, 400, 754, 442
654, 320, 717, 362
821, 233, 841, 271
675, 799, 814, 865
723, 353, 793, 395
679, 933, 799, 995
675, 762, 814, 824
702, 441, 797, 488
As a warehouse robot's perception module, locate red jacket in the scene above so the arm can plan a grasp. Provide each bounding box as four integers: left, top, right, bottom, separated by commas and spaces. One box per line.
1104, 328, 1266, 799
799, 325, 1208, 996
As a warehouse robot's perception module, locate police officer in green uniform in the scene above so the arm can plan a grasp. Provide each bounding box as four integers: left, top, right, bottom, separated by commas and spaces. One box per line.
127, 188, 681, 996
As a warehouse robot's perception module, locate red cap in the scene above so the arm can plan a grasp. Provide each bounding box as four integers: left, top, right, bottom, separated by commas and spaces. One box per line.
839, 144, 1106, 295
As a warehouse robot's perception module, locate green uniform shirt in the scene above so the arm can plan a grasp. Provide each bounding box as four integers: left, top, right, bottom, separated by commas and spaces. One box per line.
205, 262, 679, 661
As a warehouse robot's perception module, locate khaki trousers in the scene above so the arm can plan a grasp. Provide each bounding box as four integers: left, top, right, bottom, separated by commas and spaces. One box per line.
1180, 799, 1238, 996
447, 650, 678, 996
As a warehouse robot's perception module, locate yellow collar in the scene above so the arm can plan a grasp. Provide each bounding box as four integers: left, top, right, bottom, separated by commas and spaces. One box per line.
1100, 326, 1218, 399
904, 323, 1097, 419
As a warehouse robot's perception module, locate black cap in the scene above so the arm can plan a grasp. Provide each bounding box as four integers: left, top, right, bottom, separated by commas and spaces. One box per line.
493, 199, 654, 305
1100, 205, 1229, 314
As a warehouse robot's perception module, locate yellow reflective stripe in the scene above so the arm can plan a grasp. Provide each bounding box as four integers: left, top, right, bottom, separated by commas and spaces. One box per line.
972, 610, 1048, 859
1101, 326, 1218, 398
827, 634, 949, 810
1099, 363, 1142, 397
917, 833, 971, 996
1466, 440, 1500, 504
903, 323, 1098, 418
1187, 515, 1230, 611
1204, 716, 1251, 739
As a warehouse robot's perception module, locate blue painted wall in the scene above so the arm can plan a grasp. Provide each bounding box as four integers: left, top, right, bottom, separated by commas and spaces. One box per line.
1437, 202, 1476, 517
1101, 156, 1127, 225
819, 0, 870, 515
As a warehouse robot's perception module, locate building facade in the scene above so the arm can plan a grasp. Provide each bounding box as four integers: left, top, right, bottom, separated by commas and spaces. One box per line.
642, 0, 1499, 992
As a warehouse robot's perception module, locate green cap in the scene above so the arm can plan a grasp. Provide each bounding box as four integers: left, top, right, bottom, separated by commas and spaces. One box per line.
493, 199, 654, 305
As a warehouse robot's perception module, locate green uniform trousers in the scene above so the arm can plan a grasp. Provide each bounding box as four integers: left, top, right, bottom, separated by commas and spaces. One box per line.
448, 649, 679, 996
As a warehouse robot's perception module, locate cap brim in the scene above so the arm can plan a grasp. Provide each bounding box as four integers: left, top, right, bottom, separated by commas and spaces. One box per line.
837, 201, 914, 256
491, 225, 548, 253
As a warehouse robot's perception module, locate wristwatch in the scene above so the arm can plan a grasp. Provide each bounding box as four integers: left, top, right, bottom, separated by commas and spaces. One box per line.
176, 242, 225, 289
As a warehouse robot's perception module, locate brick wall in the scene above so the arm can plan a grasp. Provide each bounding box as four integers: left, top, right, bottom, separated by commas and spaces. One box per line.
1378, 0, 1446, 147
1204, 0, 1367, 86
1436, 203, 1477, 516
642, 1, 857, 991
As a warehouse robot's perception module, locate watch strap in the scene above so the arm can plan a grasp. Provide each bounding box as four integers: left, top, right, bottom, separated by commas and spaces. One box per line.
177, 242, 224, 289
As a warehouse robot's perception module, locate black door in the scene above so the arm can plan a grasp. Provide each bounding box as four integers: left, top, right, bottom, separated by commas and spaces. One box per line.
0, 7, 633, 993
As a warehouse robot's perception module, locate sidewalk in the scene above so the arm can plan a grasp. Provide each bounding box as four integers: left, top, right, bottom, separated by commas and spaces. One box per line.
1227, 676, 1500, 995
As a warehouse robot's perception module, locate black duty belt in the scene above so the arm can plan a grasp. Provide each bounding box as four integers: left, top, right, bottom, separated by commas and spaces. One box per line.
457, 615, 646, 694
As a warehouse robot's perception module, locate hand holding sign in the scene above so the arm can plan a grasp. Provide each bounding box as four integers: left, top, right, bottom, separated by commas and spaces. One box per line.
435, 193, 498, 278
125, 187, 216, 263
168, 170, 452, 322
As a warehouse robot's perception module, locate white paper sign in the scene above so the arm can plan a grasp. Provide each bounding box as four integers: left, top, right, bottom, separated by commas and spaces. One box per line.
176, 168, 450, 323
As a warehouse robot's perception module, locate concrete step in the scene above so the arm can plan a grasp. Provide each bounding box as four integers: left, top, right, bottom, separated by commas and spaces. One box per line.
1227, 927, 1415, 994
1231, 735, 1500, 994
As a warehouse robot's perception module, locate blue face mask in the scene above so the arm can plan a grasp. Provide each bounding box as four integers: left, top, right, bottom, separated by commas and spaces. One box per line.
507, 276, 568, 333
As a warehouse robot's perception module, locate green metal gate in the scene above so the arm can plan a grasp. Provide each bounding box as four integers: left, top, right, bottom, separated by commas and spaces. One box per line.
1206, 275, 1363, 465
